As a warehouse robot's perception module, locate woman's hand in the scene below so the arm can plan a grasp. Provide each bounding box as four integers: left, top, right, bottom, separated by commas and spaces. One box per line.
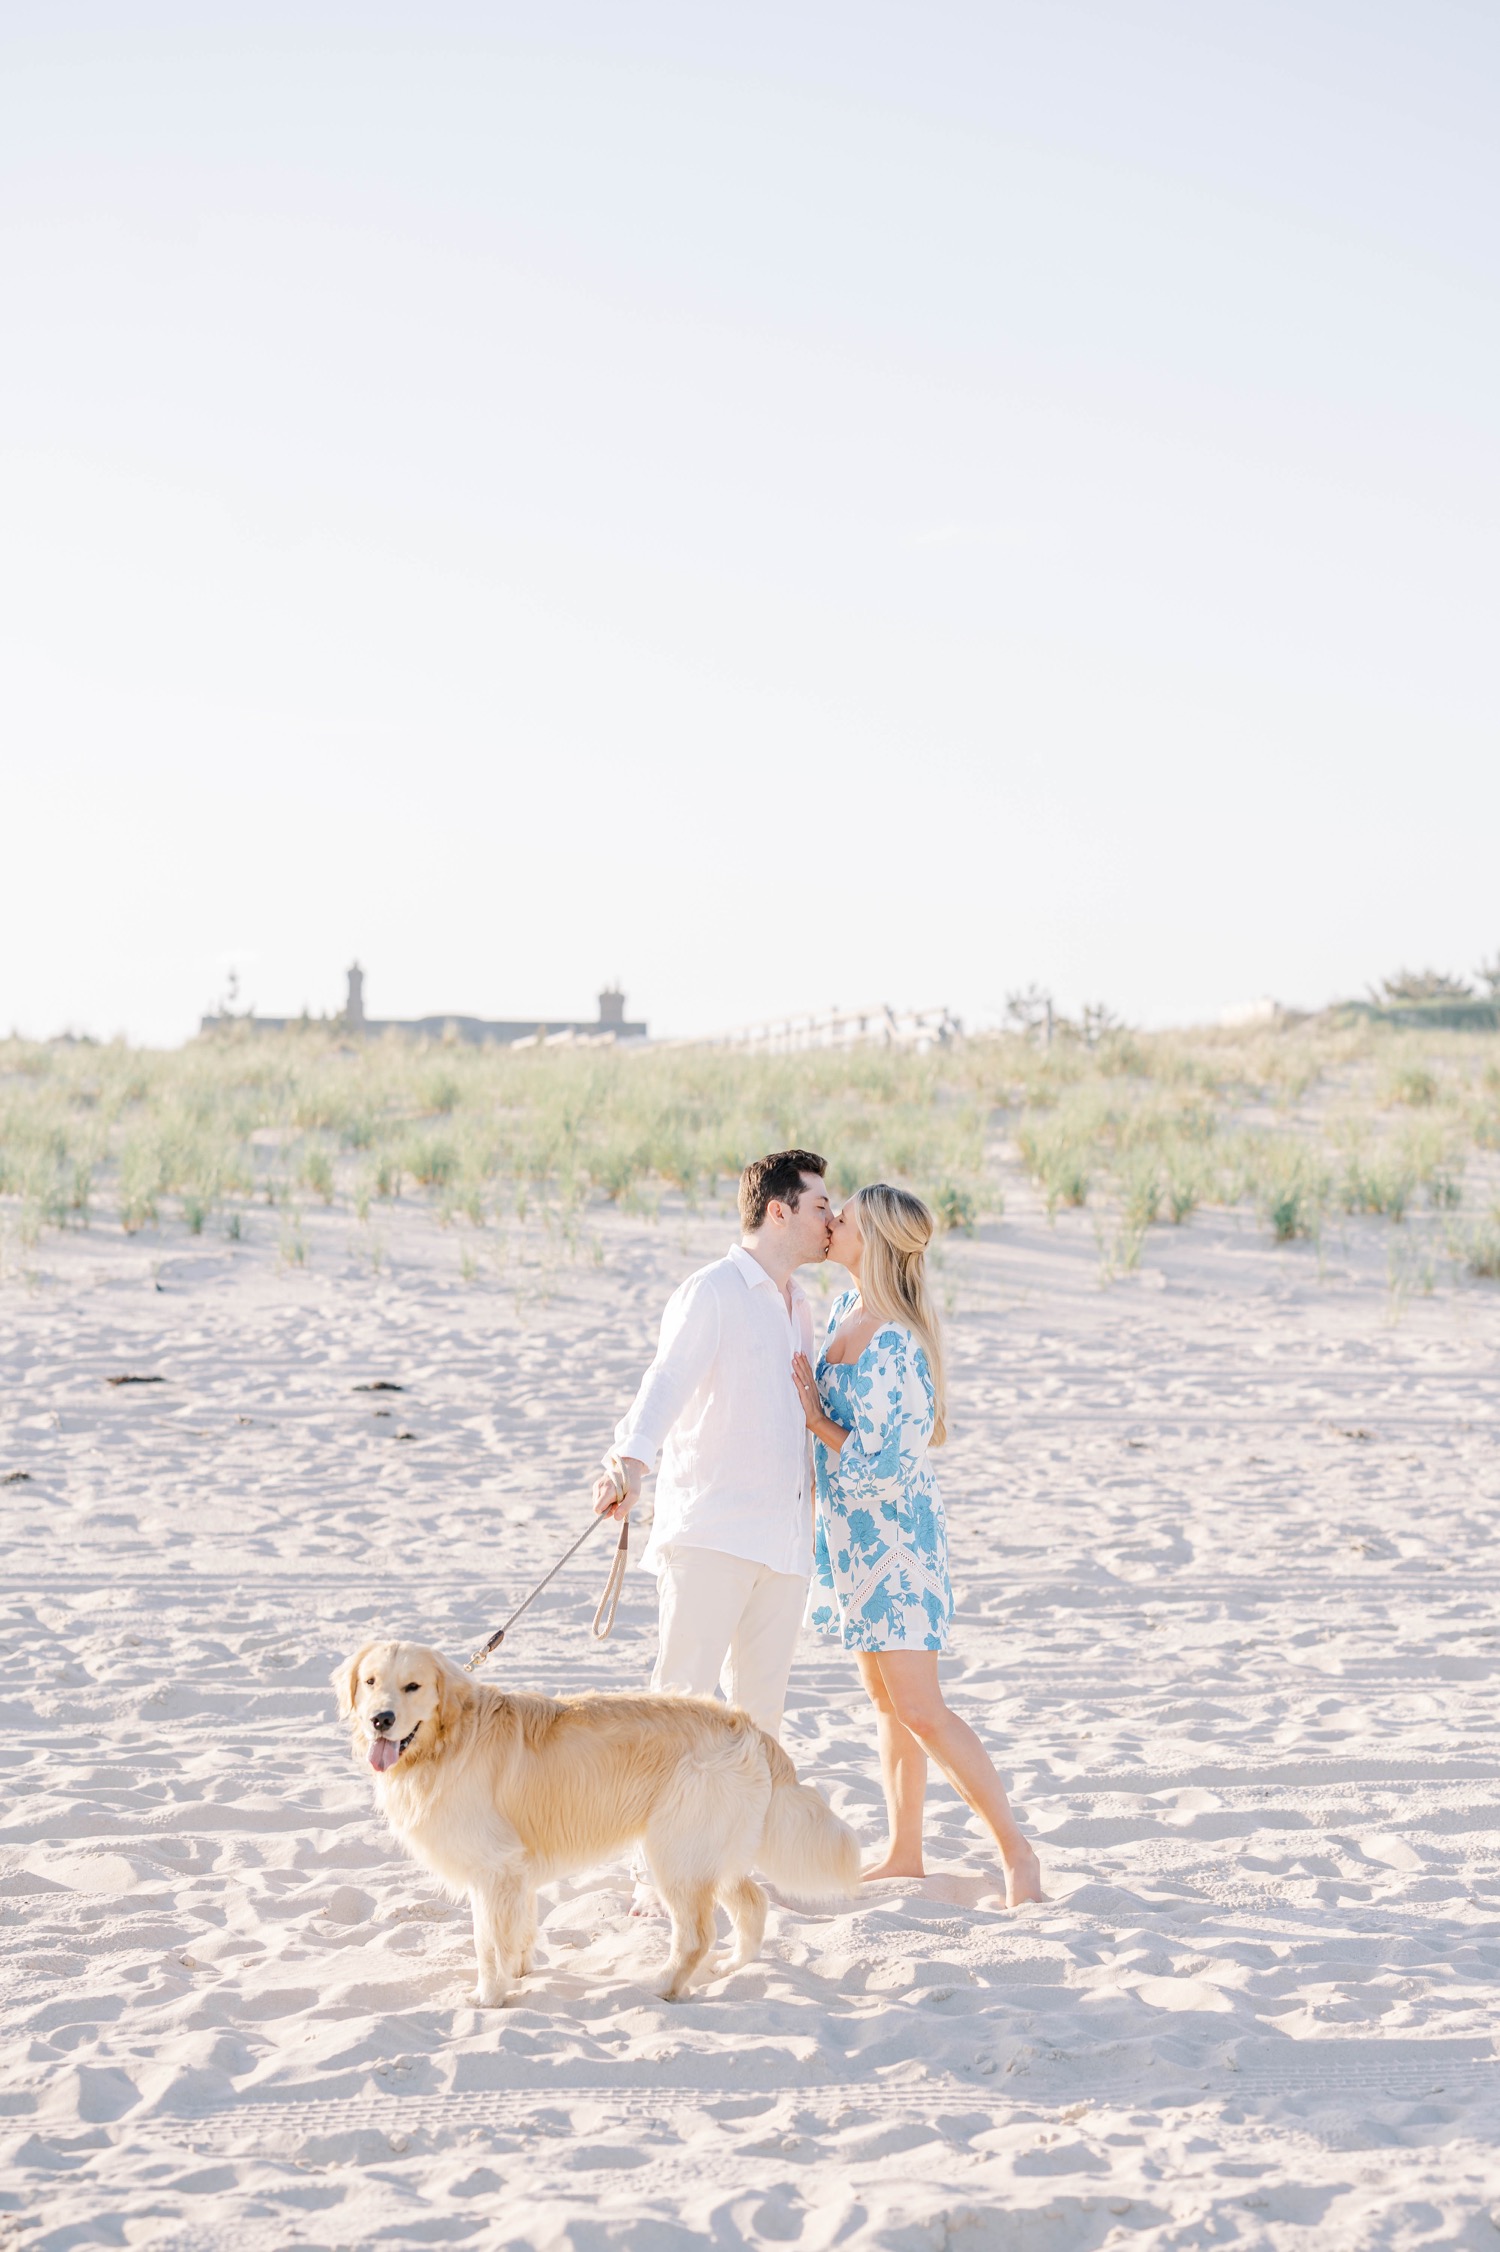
792, 1353, 845, 1450
791, 1353, 823, 1432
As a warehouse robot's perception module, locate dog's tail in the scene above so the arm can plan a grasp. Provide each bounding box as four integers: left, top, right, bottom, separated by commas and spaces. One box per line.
754, 1736, 861, 1901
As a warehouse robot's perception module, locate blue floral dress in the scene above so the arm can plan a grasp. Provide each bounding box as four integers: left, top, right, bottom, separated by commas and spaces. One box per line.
809, 1291, 954, 1652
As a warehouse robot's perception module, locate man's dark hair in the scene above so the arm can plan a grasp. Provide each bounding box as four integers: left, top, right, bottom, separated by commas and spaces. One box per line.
739, 1148, 827, 1234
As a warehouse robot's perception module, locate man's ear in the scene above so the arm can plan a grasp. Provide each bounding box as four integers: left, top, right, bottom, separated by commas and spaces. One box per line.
332, 1646, 370, 1719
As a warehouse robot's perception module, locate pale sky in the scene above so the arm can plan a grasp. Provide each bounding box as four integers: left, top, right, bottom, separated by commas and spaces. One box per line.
3, 2, 1497, 1044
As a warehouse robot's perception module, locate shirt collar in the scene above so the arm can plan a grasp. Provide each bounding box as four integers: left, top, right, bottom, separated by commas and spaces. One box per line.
728, 1242, 807, 1301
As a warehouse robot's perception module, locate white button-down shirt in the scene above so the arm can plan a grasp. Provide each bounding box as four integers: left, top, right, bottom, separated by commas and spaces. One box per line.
614, 1244, 815, 1579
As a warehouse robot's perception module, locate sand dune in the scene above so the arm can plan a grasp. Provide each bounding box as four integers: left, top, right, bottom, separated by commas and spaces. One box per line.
3, 1183, 1499, 2248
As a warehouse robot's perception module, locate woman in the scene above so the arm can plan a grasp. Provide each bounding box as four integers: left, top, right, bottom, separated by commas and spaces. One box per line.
792, 1184, 1042, 1908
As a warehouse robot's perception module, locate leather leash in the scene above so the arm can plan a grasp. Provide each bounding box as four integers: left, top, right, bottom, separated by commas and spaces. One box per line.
463, 1466, 631, 1672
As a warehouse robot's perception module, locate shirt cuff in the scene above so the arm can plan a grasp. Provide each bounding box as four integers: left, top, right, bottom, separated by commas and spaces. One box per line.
609, 1426, 657, 1473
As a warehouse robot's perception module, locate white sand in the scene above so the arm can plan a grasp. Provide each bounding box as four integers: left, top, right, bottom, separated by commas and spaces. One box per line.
4, 1181, 1500, 2249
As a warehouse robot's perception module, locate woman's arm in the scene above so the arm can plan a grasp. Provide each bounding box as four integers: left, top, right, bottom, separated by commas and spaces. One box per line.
791, 1353, 849, 1452
822, 1329, 915, 1496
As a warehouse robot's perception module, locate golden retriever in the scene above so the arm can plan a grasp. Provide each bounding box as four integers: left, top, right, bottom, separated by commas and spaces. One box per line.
334, 1640, 860, 2001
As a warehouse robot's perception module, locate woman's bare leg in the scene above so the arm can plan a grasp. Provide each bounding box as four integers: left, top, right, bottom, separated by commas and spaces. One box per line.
873, 1651, 1043, 1907
856, 1651, 928, 1878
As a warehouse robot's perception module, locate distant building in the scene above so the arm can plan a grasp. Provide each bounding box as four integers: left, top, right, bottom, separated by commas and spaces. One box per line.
200, 965, 646, 1045
1219, 998, 1281, 1029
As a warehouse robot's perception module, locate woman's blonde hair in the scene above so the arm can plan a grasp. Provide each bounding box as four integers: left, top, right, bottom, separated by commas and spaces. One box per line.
852, 1183, 947, 1447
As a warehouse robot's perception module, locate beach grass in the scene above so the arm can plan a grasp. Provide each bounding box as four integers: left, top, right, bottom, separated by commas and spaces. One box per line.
1463, 1211, 1500, 1280
1, 1018, 1497, 1277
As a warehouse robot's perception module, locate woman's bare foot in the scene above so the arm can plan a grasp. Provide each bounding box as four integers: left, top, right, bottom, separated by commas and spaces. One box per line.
861, 1853, 925, 1882
1003, 1841, 1044, 1908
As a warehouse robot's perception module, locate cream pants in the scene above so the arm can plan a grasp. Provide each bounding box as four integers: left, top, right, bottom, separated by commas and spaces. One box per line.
650, 1543, 807, 1740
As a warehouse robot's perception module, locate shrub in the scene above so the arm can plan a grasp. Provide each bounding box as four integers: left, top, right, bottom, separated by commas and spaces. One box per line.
403, 1136, 457, 1188
1161, 1143, 1211, 1223
299, 1147, 335, 1203
1250, 1143, 1328, 1242
591, 1144, 651, 1202
933, 1182, 979, 1235
424, 1071, 463, 1115
1017, 1118, 1092, 1218
1463, 1214, 1500, 1280
1398, 1115, 1462, 1185
1339, 1154, 1415, 1222
1268, 1182, 1313, 1241
118, 1136, 164, 1233
1385, 1066, 1439, 1108
1118, 1152, 1162, 1233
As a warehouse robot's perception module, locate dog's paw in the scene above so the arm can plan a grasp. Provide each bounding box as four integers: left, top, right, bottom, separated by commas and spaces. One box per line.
468, 1981, 508, 2008
656, 1971, 706, 2002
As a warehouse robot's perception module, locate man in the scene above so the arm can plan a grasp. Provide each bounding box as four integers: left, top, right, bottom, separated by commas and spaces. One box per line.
593, 1149, 832, 1746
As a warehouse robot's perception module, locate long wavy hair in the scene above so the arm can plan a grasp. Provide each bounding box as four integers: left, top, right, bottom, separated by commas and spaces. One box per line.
852, 1183, 947, 1446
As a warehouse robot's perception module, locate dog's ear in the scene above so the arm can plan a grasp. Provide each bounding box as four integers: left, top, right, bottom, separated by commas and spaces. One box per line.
332, 1646, 369, 1719
432, 1649, 474, 1735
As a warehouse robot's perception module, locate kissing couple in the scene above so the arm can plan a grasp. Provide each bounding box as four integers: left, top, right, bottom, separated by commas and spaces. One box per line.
592, 1148, 1042, 1910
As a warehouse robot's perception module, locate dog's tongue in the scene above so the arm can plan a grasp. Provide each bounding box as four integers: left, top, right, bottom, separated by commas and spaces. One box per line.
368, 1736, 401, 1773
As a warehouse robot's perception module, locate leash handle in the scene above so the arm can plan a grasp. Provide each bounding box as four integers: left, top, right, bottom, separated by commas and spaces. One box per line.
464, 1457, 634, 1671
591, 1519, 629, 1639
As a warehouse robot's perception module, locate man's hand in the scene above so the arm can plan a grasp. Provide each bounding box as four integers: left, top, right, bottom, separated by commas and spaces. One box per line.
593, 1456, 645, 1520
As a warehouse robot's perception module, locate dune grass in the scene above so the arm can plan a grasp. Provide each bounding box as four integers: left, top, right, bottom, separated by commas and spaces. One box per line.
1464, 1216, 1500, 1280
0, 1033, 989, 1251
1, 1019, 1497, 1281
